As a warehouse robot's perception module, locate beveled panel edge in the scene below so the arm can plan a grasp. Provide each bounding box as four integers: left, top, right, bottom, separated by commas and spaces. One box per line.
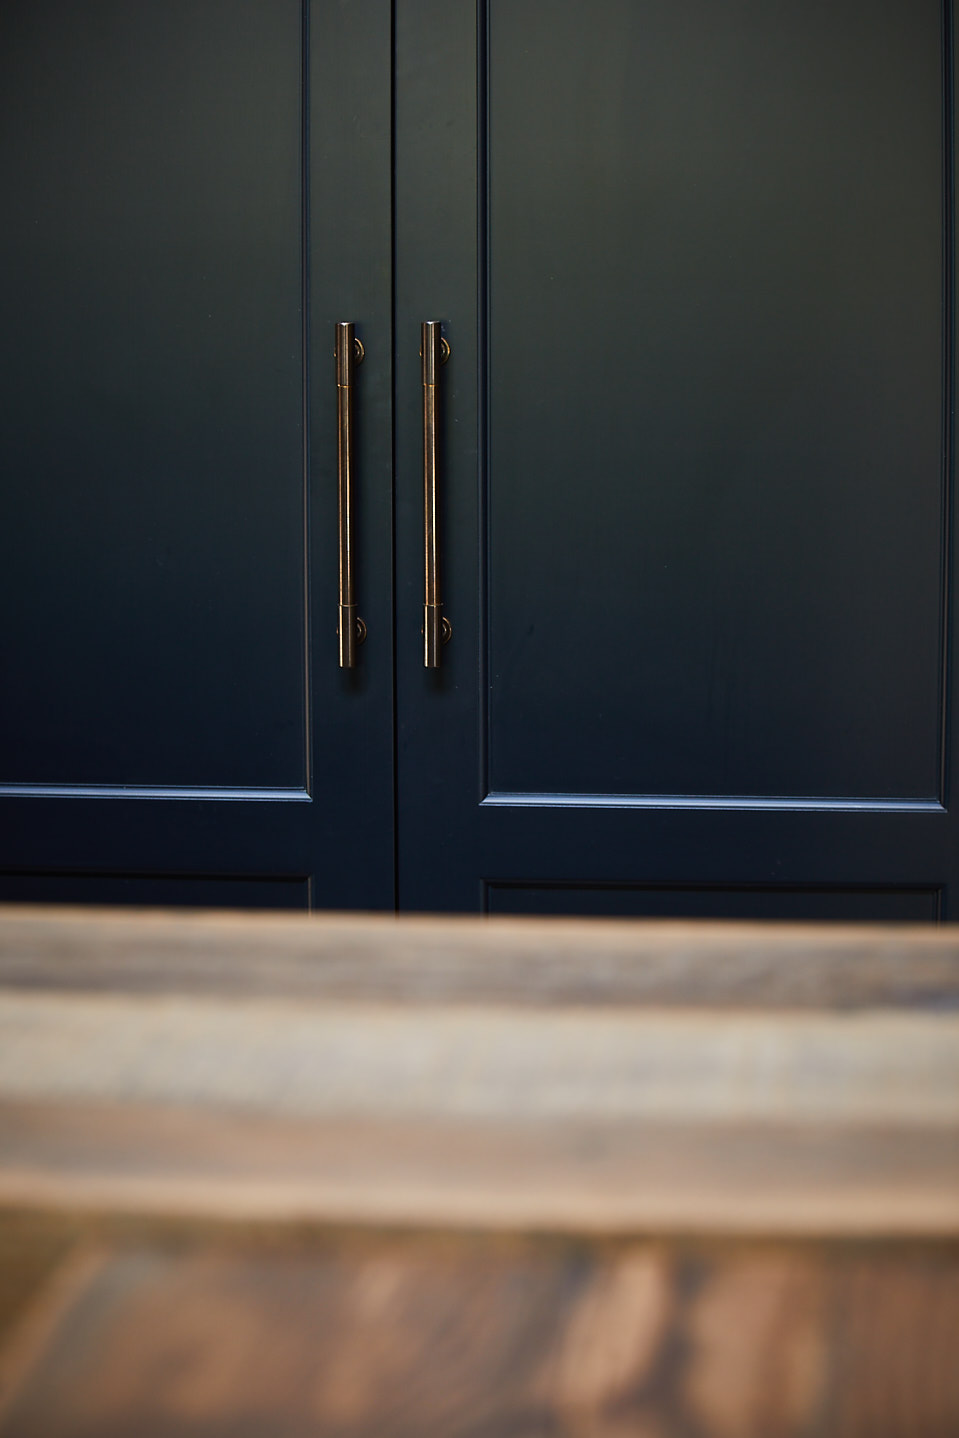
481, 792, 945, 813
0, 786, 311, 803
939, 0, 956, 806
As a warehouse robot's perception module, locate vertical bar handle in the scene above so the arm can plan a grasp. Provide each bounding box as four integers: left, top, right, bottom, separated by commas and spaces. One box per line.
335, 322, 365, 667
421, 321, 450, 667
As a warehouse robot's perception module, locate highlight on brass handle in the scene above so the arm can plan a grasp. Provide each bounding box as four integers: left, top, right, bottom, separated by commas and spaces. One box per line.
335, 322, 366, 668
421, 321, 451, 667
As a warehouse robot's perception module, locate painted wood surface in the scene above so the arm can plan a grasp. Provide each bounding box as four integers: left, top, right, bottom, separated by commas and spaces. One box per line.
0, 0, 396, 911
393, 0, 959, 916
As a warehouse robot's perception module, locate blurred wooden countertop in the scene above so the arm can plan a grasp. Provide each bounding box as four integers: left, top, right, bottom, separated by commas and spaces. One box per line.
0, 905, 955, 1235
0, 906, 957, 1436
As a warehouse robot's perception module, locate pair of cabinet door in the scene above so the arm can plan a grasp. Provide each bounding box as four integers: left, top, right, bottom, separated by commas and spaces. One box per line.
1, 0, 956, 918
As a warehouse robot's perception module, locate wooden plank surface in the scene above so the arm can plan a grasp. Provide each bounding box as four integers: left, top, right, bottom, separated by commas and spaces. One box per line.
0, 907, 956, 1235
1, 1100, 957, 1236
0, 1217, 957, 1438
2, 994, 956, 1125
1, 909, 957, 1435
0, 905, 957, 1009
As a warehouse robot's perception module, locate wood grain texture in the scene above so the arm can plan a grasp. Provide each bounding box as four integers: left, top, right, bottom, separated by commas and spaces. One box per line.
1, 1226, 957, 1438
0, 906, 957, 1009
2, 995, 955, 1125
0, 908, 956, 1235
1, 1100, 956, 1237
0, 910, 955, 1431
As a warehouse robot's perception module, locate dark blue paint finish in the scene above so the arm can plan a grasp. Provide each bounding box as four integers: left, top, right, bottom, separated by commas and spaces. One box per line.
0, 0, 306, 788
487, 884, 941, 923
0, 1, 394, 909
0, 874, 310, 910
487, 0, 944, 803
394, 0, 959, 918
2, 1, 956, 919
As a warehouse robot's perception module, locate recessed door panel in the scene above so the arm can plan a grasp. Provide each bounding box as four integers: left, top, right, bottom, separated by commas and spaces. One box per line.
487, 0, 944, 801
487, 884, 941, 922
0, 1, 305, 789
0, 873, 309, 909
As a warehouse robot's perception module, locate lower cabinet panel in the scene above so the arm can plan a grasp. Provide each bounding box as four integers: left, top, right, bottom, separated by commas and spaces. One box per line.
0, 875, 310, 911
485, 884, 941, 923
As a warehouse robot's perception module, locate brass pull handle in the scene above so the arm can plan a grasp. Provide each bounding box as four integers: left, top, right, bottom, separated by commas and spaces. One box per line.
421, 321, 451, 667
335, 322, 366, 667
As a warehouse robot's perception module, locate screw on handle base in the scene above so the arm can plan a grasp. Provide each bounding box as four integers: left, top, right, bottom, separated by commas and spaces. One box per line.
338, 605, 366, 668
423, 605, 451, 668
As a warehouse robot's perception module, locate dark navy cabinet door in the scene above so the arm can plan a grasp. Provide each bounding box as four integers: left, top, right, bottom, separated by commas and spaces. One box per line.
394, 0, 959, 918
5, 2, 957, 920
0, 1, 394, 908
